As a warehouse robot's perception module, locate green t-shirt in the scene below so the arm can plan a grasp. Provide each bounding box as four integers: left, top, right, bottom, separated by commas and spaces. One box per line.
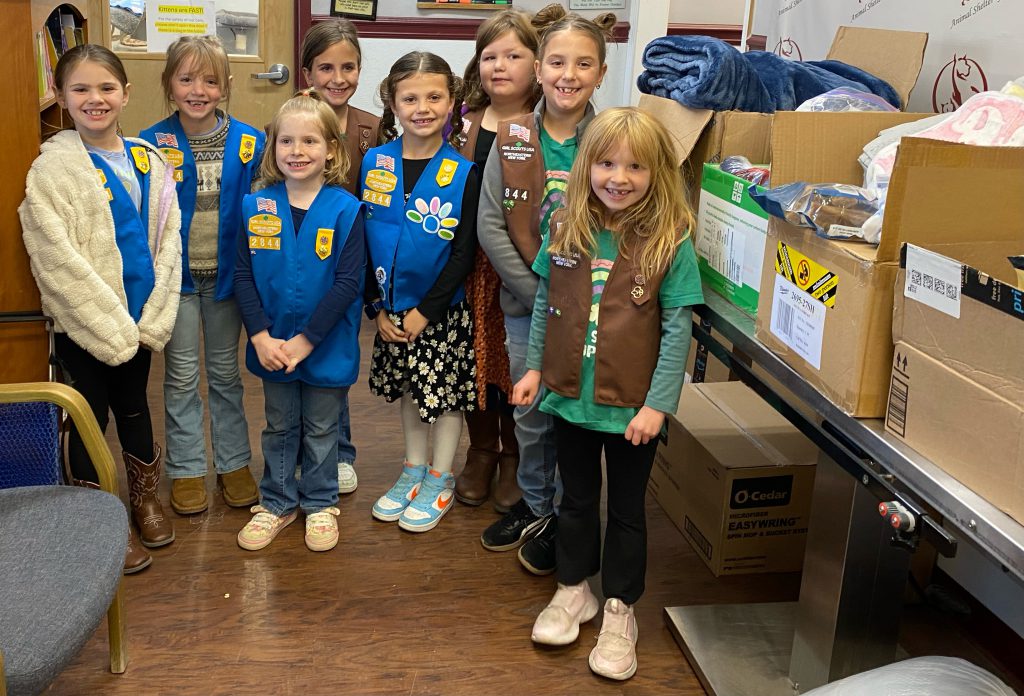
533, 229, 704, 433
538, 126, 578, 244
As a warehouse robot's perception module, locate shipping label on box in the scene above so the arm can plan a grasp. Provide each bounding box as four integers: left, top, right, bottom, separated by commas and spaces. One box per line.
696, 164, 769, 315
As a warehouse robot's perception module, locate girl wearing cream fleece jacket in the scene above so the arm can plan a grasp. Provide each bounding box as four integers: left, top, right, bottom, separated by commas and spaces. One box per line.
18, 45, 182, 574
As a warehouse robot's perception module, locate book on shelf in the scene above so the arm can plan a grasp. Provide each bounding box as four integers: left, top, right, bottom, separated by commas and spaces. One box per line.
35, 30, 55, 101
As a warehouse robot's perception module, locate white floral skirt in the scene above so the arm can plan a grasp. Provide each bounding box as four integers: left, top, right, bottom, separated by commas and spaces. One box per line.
369, 299, 478, 423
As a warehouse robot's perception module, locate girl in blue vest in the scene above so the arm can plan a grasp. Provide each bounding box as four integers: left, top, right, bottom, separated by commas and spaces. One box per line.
363, 52, 480, 533
19, 45, 183, 574
140, 36, 265, 518
512, 108, 703, 680
233, 91, 365, 553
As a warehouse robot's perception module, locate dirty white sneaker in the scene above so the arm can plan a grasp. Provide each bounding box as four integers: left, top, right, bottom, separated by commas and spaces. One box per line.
531, 580, 599, 646
588, 598, 638, 680
337, 461, 358, 494
304, 507, 341, 551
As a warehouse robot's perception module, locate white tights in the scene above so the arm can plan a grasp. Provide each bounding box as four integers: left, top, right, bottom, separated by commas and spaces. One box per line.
400, 393, 464, 473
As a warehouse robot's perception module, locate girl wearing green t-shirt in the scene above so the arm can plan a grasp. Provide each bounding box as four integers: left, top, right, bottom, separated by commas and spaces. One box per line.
512, 107, 704, 681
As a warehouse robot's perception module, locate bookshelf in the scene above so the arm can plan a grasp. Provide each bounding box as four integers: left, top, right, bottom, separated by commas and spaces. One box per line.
34, 2, 90, 138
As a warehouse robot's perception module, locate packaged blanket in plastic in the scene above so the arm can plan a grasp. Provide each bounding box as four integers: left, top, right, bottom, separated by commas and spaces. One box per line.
797, 87, 899, 113
749, 181, 879, 242
801, 656, 1017, 696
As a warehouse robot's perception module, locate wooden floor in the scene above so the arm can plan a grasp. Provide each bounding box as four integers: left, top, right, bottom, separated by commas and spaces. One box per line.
49, 321, 1022, 696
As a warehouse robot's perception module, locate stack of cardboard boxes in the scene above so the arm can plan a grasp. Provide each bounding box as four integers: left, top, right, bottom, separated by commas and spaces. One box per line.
641, 25, 1024, 574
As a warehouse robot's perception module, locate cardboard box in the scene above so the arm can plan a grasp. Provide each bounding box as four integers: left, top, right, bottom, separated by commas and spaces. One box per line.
886, 244, 1023, 524
755, 126, 1024, 416
638, 26, 928, 206
696, 163, 769, 315
649, 382, 818, 576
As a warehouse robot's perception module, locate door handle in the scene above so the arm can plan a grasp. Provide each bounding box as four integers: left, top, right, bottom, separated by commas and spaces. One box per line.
252, 64, 290, 85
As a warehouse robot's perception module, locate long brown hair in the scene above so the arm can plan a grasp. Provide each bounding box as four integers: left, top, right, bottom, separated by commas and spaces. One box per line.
300, 18, 362, 71
549, 107, 693, 278
260, 90, 348, 187
378, 52, 464, 147
462, 9, 540, 113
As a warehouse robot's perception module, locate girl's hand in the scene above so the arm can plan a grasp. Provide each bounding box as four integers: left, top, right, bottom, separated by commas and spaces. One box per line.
511, 369, 542, 406
376, 312, 409, 343
403, 308, 429, 342
625, 406, 665, 446
281, 334, 314, 374
251, 330, 289, 372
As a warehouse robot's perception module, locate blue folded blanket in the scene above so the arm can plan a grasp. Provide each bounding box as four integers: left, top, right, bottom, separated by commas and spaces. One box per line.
638, 35, 901, 113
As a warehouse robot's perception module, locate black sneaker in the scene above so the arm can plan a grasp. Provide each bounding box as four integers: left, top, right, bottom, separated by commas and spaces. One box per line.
518, 515, 557, 576
481, 498, 549, 551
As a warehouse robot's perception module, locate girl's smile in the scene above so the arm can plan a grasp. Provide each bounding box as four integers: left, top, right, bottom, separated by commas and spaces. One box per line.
393, 73, 452, 143
57, 61, 130, 149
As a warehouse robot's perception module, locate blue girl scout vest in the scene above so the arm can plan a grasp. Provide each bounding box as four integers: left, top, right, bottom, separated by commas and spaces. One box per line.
360, 139, 473, 312
90, 142, 155, 322
241, 183, 363, 388
140, 115, 264, 300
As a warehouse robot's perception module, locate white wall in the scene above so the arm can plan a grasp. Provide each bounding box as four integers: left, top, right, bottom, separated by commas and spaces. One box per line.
669, 0, 744, 25
311, 0, 633, 20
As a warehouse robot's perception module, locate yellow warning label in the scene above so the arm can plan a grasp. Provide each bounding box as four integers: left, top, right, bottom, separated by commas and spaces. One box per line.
775, 242, 837, 308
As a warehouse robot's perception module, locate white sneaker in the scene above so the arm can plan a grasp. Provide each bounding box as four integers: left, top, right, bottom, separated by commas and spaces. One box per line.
588, 598, 638, 680
531, 580, 599, 645
338, 461, 358, 494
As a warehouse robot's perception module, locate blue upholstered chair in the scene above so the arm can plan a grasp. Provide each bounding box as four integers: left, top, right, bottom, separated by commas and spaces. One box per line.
0, 383, 128, 696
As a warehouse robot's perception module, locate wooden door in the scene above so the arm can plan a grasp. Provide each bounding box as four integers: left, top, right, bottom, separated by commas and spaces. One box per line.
0, 0, 51, 383
112, 0, 295, 136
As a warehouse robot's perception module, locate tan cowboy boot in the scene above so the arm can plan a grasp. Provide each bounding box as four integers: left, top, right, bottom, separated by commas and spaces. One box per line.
72, 478, 151, 573
455, 409, 500, 506
493, 409, 522, 513
124, 444, 175, 548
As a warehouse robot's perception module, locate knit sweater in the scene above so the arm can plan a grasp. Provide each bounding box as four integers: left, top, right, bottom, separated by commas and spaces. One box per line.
19, 130, 182, 366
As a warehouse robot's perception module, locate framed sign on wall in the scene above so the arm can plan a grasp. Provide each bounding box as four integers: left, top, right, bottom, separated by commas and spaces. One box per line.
416, 1, 512, 9
331, 0, 378, 21
569, 0, 625, 8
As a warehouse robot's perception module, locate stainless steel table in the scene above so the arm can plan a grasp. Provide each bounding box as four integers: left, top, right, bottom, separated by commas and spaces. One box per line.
668, 291, 1024, 695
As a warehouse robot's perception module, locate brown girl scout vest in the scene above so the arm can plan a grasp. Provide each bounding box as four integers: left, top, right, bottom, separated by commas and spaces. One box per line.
457, 108, 484, 159
341, 105, 380, 197
496, 115, 545, 265
541, 211, 679, 408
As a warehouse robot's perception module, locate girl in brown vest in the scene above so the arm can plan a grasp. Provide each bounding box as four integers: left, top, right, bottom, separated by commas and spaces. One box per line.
477, 4, 616, 578
511, 108, 704, 680
299, 19, 381, 495
454, 9, 541, 512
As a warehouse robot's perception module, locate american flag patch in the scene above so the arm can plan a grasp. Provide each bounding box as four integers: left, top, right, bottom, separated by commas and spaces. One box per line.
256, 198, 277, 214
155, 132, 178, 147
509, 123, 530, 142
376, 154, 395, 172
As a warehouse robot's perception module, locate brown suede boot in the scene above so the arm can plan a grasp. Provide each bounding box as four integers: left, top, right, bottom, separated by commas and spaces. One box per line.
217, 466, 259, 507
124, 444, 175, 548
455, 409, 500, 506
72, 478, 152, 573
493, 409, 522, 513
171, 476, 208, 515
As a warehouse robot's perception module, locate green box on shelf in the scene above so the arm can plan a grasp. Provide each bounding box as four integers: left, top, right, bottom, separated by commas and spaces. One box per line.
695, 163, 769, 316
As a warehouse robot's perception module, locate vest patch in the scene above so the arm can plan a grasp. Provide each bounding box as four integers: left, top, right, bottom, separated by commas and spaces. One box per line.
315, 228, 334, 260
375, 266, 386, 287
375, 153, 395, 172
406, 197, 458, 241
508, 122, 530, 142
161, 148, 184, 170
130, 146, 150, 174
248, 214, 282, 237
365, 169, 397, 193
436, 159, 459, 187
154, 132, 178, 147
500, 141, 536, 162
256, 197, 278, 214
239, 134, 257, 164
249, 236, 281, 250
552, 253, 580, 269
363, 190, 392, 207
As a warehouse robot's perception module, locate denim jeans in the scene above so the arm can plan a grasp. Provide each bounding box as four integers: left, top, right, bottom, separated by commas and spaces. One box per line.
504, 313, 560, 517
260, 381, 343, 515
163, 275, 251, 478
337, 390, 356, 464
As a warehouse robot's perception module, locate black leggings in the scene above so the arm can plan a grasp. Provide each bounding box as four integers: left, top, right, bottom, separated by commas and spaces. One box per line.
55, 334, 154, 483
553, 416, 658, 606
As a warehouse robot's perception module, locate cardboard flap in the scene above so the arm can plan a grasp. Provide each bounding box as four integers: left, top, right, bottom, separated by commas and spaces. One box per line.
879, 138, 1024, 266
827, 25, 928, 109
770, 112, 928, 186
638, 94, 713, 166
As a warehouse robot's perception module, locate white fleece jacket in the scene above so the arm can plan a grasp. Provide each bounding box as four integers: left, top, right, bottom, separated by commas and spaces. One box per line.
19, 130, 182, 366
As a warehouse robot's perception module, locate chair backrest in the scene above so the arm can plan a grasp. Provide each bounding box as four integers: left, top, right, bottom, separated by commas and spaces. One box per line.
0, 401, 62, 489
